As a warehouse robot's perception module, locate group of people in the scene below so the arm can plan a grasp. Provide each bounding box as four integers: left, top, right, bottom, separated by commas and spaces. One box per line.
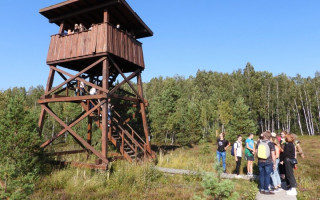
62, 23, 92, 36
216, 130, 303, 196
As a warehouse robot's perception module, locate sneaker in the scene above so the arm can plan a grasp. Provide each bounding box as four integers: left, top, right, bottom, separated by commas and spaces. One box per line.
235, 175, 241, 179
273, 188, 279, 193
277, 187, 283, 191
287, 188, 297, 196
264, 191, 275, 195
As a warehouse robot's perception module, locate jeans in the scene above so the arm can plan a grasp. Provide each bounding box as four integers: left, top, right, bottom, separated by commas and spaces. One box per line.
258, 162, 273, 192
271, 158, 281, 187
235, 157, 242, 175
217, 151, 226, 171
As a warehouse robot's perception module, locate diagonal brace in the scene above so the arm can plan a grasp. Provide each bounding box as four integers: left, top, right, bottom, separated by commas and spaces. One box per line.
43, 57, 106, 97
50, 66, 108, 94
41, 100, 105, 148
41, 103, 108, 164
107, 55, 144, 102
109, 69, 141, 95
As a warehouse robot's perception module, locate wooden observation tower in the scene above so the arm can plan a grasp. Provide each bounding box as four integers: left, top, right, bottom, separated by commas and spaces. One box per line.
38, 0, 155, 169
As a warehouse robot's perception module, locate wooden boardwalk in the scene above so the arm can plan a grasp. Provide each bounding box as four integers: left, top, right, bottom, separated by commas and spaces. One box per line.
256, 189, 297, 200
155, 167, 257, 180
155, 167, 297, 200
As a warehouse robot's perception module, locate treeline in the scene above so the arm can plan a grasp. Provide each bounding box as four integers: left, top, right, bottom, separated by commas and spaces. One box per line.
145, 63, 320, 145
0, 64, 319, 197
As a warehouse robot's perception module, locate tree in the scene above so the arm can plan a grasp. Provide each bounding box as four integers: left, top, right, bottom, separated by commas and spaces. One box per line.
228, 97, 257, 142
0, 92, 47, 199
217, 100, 232, 133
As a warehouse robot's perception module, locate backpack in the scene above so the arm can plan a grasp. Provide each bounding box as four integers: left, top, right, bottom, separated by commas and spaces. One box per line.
257, 140, 270, 159
231, 142, 239, 156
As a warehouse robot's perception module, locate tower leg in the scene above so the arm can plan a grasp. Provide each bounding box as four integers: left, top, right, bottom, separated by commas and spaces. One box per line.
38, 67, 55, 136
101, 58, 109, 160
137, 73, 151, 154
87, 101, 92, 145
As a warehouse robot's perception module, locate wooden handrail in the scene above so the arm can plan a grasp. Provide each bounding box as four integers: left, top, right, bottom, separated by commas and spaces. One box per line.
113, 110, 154, 157
113, 110, 145, 145
47, 22, 144, 68
112, 116, 145, 151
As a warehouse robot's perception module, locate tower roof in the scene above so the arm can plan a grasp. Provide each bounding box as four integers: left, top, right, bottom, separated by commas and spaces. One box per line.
40, 0, 153, 39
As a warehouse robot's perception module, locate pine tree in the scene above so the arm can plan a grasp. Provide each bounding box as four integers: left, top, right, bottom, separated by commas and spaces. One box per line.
0, 92, 46, 199
228, 97, 257, 142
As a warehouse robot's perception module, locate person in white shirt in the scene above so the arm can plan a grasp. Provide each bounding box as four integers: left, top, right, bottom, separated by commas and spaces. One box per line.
80, 81, 85, 96
89, 87, 96, 95
234, 135, 243, 178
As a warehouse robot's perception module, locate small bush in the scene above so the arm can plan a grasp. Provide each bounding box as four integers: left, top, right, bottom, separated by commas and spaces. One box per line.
195, 172, 239, 200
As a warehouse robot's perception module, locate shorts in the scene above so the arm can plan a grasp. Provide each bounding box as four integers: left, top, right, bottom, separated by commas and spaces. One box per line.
246, 155, 254, 161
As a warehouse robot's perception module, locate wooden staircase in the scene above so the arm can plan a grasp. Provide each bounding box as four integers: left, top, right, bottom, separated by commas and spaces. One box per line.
81, 101, 154, 162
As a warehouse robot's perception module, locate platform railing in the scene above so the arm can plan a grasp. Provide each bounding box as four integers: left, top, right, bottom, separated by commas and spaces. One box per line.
47, 22, 145, 67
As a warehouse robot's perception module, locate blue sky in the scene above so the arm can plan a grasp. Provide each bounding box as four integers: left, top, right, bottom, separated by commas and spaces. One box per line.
0, 0, 319, 90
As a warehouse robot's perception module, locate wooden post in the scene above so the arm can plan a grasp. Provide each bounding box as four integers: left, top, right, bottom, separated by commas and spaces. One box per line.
38, 67, 55, 136
101, 58, 109, 160
87, 76, 94, 145
104, 9, 109, 23
121, 131, 124, 154
137, 73, 151, 154
87, 101, 92, 145
59, 21, 65, 34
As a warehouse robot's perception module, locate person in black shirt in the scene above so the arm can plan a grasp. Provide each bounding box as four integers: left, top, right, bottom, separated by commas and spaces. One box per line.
216, 132, 230, 173
280, 133, 297, 196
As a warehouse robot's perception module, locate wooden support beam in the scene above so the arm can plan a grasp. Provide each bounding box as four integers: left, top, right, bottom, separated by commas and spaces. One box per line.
57, 71, 68, 81
50, 66, 108, 95
59, 21, 65, 34
41, 100, 105, 148
137, 73, 152, 154
48, 150, 86, 156
104, 9, 110, 23
107, 55, 144, 102
101, 58, 109, 158
51, 160, 108, 170
38, 67, 55, 136
43, 57, 106, 97
109, 69, 140, 95
87, 101, 92, 145
38, 94, 106, 104
41, 105, 108, 164
109, 93, 140, 103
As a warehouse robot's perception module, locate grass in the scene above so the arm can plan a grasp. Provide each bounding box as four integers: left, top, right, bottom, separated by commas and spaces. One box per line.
31, 161, 202, 200
31, 136, 320, 199
293, 136, 320, 200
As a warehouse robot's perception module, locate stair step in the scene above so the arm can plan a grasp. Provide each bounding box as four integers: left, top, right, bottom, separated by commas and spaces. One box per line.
126, 150, 134, 155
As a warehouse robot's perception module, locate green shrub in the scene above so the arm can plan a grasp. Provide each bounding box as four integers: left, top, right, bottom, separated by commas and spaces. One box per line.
195, 172, 239, 200
0, 93, 48, 199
